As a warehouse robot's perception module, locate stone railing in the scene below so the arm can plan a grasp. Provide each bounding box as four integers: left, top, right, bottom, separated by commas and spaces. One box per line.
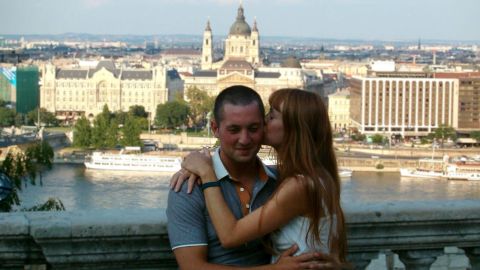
1, 200, 479, 270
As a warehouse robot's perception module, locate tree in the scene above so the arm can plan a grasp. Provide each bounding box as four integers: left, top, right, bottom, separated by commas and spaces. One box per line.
0, 141, 63, 212
27, 108, 58, 127
471, 131, 480, 142
155, 100, 190, 129
185, 86, 214, 127
121, 115, 142, 147
113, 110, 128, 126
15, 113, 26, 127
430, 124, 456, 147
0, 107, 15, 127
73, 116, 92, 148
91, 116, 109, 148
371, 134, 385, 145
91, 105, 112, 149
128, 105, 148, 118
105, 118, 119, 148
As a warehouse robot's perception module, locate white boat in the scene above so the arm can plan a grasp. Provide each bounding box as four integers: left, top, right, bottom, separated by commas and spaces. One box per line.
400, 158, 445, 179
339, 169, 353, 179
84, 151, 181, 172
400, 168, 444, 179
442, 164, 480, 181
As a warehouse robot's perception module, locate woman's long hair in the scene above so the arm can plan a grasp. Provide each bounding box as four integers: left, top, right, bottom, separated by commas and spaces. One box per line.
269, 89, 347, 262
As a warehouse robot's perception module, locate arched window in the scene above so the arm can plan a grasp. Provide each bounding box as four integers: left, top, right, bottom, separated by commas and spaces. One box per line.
206, 39, 209, 45
97, 81, 108, 103
253, 40, 256, 46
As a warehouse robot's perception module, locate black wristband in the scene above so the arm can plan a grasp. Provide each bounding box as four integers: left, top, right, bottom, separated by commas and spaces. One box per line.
201, 181, 221, 191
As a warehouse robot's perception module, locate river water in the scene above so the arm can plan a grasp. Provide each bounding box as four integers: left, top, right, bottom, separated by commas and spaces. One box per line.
16, 164, 480, 211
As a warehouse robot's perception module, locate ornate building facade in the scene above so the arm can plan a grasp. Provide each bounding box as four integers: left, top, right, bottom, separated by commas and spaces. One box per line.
185, 4, 306, 103
328, 88, 351, 132
40, 61, 180, 122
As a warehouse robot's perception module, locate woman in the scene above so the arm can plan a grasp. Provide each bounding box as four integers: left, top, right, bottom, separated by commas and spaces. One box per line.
181, 89, 347, 266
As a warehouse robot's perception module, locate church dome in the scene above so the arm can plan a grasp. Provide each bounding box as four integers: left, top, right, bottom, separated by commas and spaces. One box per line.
229, 5, 251, 36
281, 56, 302, 68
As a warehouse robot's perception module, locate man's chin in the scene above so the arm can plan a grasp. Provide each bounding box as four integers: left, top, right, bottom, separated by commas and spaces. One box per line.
234, 152, 256, 163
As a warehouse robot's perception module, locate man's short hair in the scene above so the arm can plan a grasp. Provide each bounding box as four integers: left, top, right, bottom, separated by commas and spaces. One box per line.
213, 85, 265, 124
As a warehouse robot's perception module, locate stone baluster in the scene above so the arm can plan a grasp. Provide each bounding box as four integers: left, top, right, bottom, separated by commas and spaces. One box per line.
396, 249, 444, 270
347, 251, 379, 270
462, 247, 479, 269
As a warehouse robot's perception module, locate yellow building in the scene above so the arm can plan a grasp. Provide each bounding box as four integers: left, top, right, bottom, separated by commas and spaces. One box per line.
40, 61, 180, 123
328, 88, 351, 132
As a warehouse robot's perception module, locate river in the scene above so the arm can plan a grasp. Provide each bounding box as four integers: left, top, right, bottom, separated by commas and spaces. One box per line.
16, 164, 480, 211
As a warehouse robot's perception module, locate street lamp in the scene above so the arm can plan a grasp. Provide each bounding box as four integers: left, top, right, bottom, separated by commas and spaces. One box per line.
0, 172, 13, 202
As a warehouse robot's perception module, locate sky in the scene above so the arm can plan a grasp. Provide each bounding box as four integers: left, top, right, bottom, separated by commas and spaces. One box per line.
1, 0, 479, 41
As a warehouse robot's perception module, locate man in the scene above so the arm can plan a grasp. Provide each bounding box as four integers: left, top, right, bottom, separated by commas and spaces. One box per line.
167, 85, 329, 269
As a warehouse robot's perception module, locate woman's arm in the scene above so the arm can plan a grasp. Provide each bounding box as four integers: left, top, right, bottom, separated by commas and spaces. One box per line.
181, 151, 309, 248
204, 176, 308, 248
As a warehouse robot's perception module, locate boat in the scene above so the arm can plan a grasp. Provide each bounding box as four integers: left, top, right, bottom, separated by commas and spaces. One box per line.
442, 163, 480, 181
400, 158, 445, 179
339, 169, 353, 179
84, 150, 181, 172
400, 168, 444, 179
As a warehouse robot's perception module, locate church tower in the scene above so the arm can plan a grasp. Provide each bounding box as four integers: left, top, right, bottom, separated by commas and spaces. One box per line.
250, 18, 260, 66
201, 20, 213, 70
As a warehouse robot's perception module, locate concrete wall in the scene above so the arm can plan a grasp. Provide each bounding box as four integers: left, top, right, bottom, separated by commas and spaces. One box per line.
1, 200, 479, 269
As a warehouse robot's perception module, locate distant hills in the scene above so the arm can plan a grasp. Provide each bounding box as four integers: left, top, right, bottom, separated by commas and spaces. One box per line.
1, 33, 478, 46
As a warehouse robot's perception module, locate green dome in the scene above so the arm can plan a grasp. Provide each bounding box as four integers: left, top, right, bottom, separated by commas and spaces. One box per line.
229, 5, 251, 36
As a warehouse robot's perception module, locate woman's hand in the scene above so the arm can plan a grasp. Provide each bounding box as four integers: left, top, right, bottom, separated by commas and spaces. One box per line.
181, 148, 216, 184
169, 169, 200, 194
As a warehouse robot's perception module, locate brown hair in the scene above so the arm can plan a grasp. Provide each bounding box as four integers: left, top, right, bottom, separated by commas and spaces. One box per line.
269, 89, 347, 262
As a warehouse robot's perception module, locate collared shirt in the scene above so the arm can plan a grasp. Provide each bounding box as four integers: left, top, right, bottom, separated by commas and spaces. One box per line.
167, 148, 277, 266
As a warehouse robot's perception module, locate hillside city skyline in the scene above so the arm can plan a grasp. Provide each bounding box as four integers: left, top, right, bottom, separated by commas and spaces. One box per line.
1, 0, 480, 41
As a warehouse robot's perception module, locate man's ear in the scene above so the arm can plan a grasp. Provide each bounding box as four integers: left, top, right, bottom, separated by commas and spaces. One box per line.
211, 120, 220, 138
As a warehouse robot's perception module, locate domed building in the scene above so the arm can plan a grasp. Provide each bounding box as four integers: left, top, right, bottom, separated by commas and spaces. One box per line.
184, 3, 306, 102
202, 4, 259, 70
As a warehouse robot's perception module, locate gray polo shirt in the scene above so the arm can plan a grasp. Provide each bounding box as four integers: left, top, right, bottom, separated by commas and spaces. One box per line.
167, 148, 277, 266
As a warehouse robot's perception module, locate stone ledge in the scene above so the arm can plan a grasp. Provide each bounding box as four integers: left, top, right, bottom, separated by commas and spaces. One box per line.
1, 201, 479, 269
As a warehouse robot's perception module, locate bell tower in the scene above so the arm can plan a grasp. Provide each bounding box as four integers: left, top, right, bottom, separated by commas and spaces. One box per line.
201, 19, 213, 70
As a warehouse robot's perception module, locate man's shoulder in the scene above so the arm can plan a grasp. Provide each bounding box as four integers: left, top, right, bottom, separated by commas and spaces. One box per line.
167, 182, 205, 208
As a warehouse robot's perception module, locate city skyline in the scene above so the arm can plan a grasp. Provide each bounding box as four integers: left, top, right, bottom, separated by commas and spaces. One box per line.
1, 0, 480, 42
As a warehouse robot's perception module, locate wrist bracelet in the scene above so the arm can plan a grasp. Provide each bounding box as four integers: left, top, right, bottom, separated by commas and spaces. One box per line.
201, 181, 221, 191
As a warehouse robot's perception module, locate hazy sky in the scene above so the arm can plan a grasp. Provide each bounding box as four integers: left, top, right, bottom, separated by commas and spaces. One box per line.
1, 0, 479, 41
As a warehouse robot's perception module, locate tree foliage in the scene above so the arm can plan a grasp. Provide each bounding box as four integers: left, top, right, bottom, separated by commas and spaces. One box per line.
91, 105, 112, 149
121, 115, 142, 147
73, 116, 92, 148
155, 100, 190, 129
371, 134, 386, 145
186, 86, 214, 127
471, 131, 480, 142
128, 105, 148, 118
429, 124, 456, 147
27, 108, 58, 127
0, 107, 15, 127
0, 141, 63, 212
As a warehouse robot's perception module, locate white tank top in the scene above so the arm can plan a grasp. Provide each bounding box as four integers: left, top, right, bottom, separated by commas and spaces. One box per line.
270, 215, 335, 263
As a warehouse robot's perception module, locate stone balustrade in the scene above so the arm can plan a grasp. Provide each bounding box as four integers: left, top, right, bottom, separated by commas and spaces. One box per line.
1, 200, 479, 269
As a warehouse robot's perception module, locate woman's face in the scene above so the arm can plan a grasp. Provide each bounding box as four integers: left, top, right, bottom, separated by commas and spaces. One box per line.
264, 105, 284, 149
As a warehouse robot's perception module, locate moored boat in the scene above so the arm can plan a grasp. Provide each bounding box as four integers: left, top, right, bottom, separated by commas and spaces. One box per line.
442, 163, 480, 181
400, 158, 445, 179
84, 151, 181, 172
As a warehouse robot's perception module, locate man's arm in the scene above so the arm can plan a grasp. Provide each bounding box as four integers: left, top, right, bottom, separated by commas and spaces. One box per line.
174, 245, 339, 270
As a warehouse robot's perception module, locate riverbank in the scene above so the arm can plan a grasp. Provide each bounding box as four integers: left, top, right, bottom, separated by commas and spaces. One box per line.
53, 147, 415, 172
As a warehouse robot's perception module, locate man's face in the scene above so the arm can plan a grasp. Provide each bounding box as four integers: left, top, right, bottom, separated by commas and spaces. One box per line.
212, 102, 264, 164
